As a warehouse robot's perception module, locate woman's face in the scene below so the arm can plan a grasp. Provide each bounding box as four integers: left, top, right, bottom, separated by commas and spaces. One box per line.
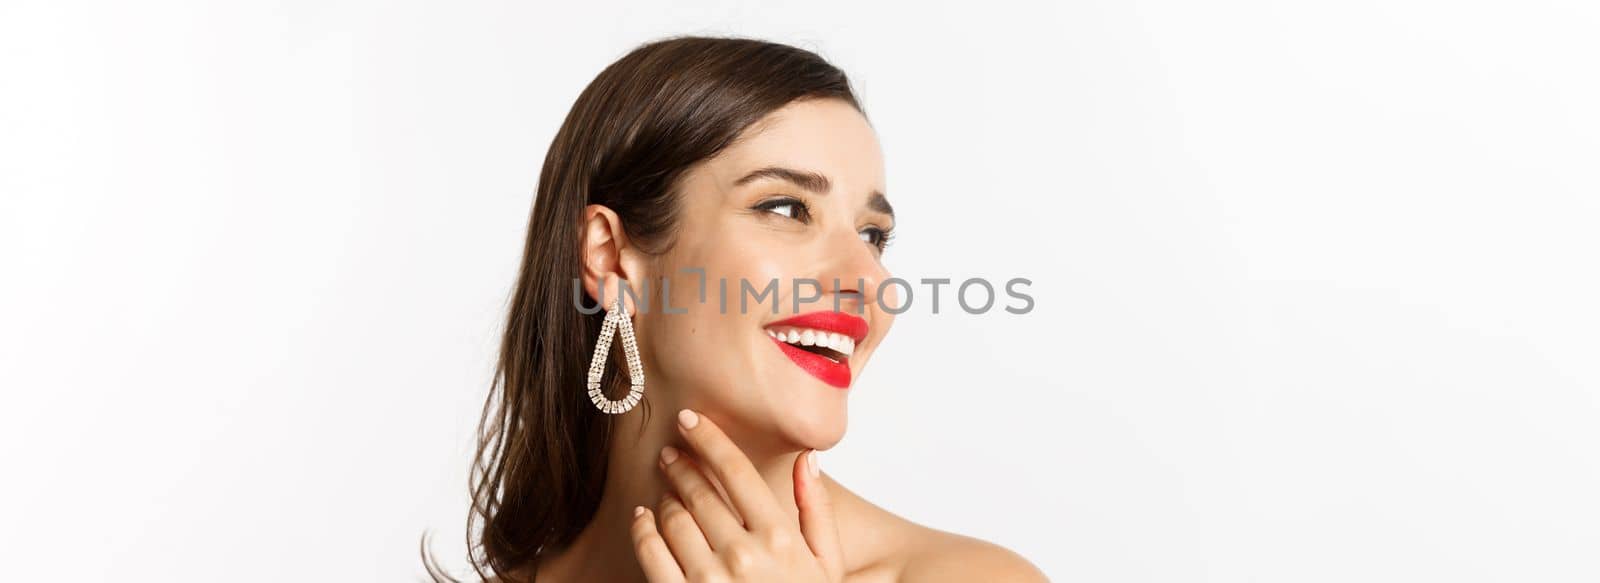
638, 97, 896, 452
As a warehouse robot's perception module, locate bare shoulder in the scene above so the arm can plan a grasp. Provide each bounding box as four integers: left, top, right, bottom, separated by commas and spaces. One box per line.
824, 477, 1048, 583
892, 528, 1050, 583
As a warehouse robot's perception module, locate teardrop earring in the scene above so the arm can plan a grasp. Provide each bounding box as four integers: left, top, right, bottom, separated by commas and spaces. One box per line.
587, 293, 644, 414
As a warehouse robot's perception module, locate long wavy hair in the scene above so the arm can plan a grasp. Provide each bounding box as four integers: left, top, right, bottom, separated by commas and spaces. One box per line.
423, 36, 861, 581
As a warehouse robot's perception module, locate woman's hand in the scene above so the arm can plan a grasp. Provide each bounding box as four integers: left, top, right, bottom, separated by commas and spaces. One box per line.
630, 409, 843, 583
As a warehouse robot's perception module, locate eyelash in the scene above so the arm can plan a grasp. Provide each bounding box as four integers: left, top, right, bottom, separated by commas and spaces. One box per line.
753, 196, 895, 252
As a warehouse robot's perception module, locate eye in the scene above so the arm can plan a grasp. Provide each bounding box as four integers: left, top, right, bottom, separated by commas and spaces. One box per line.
753, 196, 812, 223
860, 225, 895, 252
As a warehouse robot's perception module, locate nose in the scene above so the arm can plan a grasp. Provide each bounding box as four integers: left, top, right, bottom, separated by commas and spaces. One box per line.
818, 227, 889, 314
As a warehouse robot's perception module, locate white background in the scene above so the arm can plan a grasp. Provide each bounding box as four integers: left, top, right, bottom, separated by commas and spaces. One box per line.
3, 1, 1598, 581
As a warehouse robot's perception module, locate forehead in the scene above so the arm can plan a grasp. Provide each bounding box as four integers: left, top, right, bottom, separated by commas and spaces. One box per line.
696, 98, 885, 192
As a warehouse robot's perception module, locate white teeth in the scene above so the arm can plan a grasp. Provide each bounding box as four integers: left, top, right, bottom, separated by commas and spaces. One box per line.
766, 327, 857, 357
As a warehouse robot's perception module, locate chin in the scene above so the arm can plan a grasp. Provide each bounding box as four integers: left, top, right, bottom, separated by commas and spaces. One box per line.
769, 381, 850, 450
744, 308, 873, 449
779, 418, 847, 452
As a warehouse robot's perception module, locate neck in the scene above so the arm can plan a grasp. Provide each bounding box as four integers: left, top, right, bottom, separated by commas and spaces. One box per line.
530, 391, 807, 583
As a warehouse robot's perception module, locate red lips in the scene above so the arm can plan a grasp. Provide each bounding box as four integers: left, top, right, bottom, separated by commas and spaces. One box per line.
766, 311, 869, 389
768, 311, 868, 343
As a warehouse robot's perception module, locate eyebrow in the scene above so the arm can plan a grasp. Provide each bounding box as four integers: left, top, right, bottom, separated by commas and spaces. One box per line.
734, 166, 831, 193
867, 191, 894, 218
734, 165, 896, 219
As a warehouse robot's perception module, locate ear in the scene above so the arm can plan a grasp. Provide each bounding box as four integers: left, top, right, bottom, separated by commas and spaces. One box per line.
579, 204, 646, 316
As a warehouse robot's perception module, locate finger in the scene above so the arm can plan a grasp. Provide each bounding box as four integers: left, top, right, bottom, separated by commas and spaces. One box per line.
700, 458, 747, 527
659, 445, 747, 548
675, 409, 784, 531
630, 506, 687, 583
655, 492, 721, 580
793, 449, 845, 580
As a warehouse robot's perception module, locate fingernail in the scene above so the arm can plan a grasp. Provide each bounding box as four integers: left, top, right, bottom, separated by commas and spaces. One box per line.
633, 505, 645, 517
677, 409, 699, 429
660, 446, 679, 465
807, 450, 821, 478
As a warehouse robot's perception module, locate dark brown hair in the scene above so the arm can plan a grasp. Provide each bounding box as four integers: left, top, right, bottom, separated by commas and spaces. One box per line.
423, 36, 860, 581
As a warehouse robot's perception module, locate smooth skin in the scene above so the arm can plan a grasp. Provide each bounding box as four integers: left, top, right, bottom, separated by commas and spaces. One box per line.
632, 409, 839, 583
521, 99, 1048, 582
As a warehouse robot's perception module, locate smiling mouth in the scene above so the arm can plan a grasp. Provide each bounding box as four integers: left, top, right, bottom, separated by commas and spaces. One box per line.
763, 311, 868, 389
766, 326, 855, 363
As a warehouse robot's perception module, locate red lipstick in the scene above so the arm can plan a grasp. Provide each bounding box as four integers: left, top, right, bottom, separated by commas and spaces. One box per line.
768, 311, 869, 343
766, 311, 869, 389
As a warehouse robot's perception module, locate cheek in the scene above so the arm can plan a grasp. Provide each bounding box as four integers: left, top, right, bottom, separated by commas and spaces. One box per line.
684, 238, 798, 316
638, 249, 789, 380
639, 304, 735, 397
705, 238, 790, 291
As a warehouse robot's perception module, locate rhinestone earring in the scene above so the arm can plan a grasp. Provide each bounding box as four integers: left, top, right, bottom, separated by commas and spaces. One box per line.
587, 293, 644, 414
